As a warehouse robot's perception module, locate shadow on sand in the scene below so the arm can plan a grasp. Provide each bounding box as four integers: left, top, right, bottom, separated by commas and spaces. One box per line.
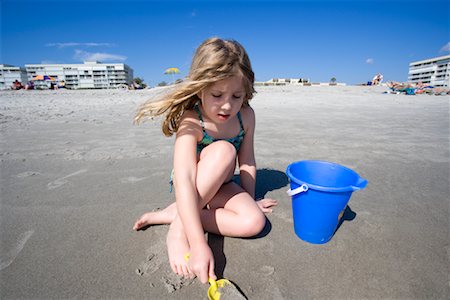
233, 168, 289, 200
207, 168, 287, 297
233, 168, 288, 239
335, 205, 357, 234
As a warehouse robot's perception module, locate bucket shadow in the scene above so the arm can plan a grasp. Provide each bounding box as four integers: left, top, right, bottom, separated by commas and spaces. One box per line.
335, 205, 357, 233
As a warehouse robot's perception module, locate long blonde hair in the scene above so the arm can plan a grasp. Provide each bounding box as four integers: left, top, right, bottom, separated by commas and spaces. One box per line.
134, 37, 255, 136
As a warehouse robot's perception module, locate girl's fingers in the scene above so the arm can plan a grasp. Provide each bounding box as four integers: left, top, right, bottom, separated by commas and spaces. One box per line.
208, 261, 216, 281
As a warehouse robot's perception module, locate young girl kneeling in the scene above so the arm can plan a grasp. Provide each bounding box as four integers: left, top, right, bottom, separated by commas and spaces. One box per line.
133, 37, 277, 284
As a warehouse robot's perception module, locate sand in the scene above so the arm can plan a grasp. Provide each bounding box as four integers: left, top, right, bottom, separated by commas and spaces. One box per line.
0, 86, 448, 299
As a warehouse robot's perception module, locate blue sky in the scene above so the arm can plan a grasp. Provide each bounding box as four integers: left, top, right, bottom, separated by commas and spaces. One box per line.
2, 0, 449, 85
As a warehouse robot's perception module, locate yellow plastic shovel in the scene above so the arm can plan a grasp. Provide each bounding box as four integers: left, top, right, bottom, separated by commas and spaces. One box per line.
184, 253, 238, 300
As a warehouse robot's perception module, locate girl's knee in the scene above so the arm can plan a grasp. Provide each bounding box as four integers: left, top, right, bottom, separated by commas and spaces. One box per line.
203, 140, 236, 164
240, 211, 266, 237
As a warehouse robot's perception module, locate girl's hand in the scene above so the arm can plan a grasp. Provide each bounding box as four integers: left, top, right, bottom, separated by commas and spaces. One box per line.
256, 198, 278, 213
188, 243, 216, 284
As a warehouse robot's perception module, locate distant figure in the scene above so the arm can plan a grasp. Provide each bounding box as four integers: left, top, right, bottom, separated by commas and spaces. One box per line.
371, 73, 383, 86
387, 81, 449, 95
12, 80, 23, 90
58, 80, 66, 89
132, 81, 141, 89
378, 74, 383, 85
132, 37, 277, 284
25, 81, 34, 90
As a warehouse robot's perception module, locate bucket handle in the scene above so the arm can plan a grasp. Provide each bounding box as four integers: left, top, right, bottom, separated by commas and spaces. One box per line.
287, 184, 309, 197
350, 177, 368, 191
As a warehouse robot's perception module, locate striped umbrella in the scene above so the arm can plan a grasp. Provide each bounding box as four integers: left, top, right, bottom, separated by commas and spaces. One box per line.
164, 67, 180, 83
32, 75, 56, 81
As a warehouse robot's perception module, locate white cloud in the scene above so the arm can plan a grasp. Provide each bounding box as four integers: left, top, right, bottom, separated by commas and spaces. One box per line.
73, 49, 127, 62
46, 42, 114, 49
440, 42, 450, 52
366, 58, 374, 64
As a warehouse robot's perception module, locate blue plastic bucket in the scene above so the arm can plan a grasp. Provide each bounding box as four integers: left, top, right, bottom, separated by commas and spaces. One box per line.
286, 160, 367, 244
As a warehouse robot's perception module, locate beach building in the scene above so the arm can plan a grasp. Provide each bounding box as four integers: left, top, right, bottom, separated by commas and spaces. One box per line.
255, 78, 346, 86
24, 61, 134, 89
0, 64, 28, 90
256, 78, 310, 86
408, 54, 450, 87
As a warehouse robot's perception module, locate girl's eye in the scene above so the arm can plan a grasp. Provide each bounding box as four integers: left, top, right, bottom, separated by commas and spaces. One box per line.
212, 94, 221, 98
233, 95, 242, 99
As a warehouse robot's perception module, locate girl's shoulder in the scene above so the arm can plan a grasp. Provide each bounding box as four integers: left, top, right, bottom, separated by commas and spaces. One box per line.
240, 106, 255, 130
240, 105, 255, 118
177, 108, 203, 139
181, 108, 200, 120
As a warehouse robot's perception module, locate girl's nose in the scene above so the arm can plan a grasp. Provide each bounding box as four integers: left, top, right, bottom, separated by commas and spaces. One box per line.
221, 100, 232, 110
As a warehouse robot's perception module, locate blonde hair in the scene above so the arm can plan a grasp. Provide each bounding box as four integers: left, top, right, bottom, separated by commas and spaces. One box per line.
134, 37, 255, 136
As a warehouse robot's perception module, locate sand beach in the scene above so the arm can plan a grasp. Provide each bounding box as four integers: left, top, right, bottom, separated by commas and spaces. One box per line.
1, 86, 448, 299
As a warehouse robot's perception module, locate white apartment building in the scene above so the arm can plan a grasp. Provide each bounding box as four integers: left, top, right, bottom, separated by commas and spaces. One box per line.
24, 61, 134, 89
408, 54, 450, 87
0, 64, 28, 90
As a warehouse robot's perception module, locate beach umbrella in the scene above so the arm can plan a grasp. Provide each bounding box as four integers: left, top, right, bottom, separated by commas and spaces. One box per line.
32, 75, 56, 81
164, 67, 180, 83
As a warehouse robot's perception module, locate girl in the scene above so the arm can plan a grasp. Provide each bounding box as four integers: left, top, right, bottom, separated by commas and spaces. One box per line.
133, 37, 277, 284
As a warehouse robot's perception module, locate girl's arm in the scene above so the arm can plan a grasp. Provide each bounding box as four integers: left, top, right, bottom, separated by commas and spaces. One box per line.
237, 106, 257, 199
238, 107, 278, 213
173, 112, 215, 283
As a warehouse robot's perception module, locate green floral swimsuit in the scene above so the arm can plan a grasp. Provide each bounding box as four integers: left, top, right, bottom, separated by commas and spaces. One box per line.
194, 104, 245, 154
170, 104, 245, 192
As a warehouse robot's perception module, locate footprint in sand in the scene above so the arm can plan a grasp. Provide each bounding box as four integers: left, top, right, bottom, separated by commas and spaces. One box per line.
259, 265, 275, 276
135, 234, 194, 293
136, 253, 194, 293
47, 169, 87, 190
0, 230, 34, 270
14, 171, 41, 178
161, 273, 195, 293
120, 176, 148, 183
135, 253, 162, 276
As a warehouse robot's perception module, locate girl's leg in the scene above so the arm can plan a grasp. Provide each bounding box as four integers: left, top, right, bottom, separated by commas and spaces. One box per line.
137, 141, 270, 276
133, 196, 275, 231
166, 141, 238, 277
132, 202, 176, 230
133, 140, 236, 231
201, 181, 266, 237
195, 141, 266, 237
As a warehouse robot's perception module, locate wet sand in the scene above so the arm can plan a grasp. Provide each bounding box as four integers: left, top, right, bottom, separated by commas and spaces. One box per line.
1, 86, 448, 299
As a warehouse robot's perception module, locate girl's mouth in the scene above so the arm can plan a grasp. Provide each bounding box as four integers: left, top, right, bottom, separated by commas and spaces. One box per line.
217, 113, 230, 121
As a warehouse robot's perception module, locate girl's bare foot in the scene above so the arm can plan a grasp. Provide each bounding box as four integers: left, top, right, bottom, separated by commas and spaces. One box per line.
133, 202, 177, 230
166, 218, 193, 278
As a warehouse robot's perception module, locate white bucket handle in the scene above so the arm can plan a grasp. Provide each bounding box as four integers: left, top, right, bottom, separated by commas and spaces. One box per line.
287, 184, 309, 197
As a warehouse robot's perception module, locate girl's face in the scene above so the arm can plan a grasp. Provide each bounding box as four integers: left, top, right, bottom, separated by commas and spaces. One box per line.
199, 75, 245, 124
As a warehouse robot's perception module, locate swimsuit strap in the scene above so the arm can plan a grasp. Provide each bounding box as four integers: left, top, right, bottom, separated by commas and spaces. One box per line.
194, 105, 206, 131
237, 111, 244, 131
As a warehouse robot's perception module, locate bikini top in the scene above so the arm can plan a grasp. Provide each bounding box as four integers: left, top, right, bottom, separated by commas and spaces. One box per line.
194, 104, 245, 154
